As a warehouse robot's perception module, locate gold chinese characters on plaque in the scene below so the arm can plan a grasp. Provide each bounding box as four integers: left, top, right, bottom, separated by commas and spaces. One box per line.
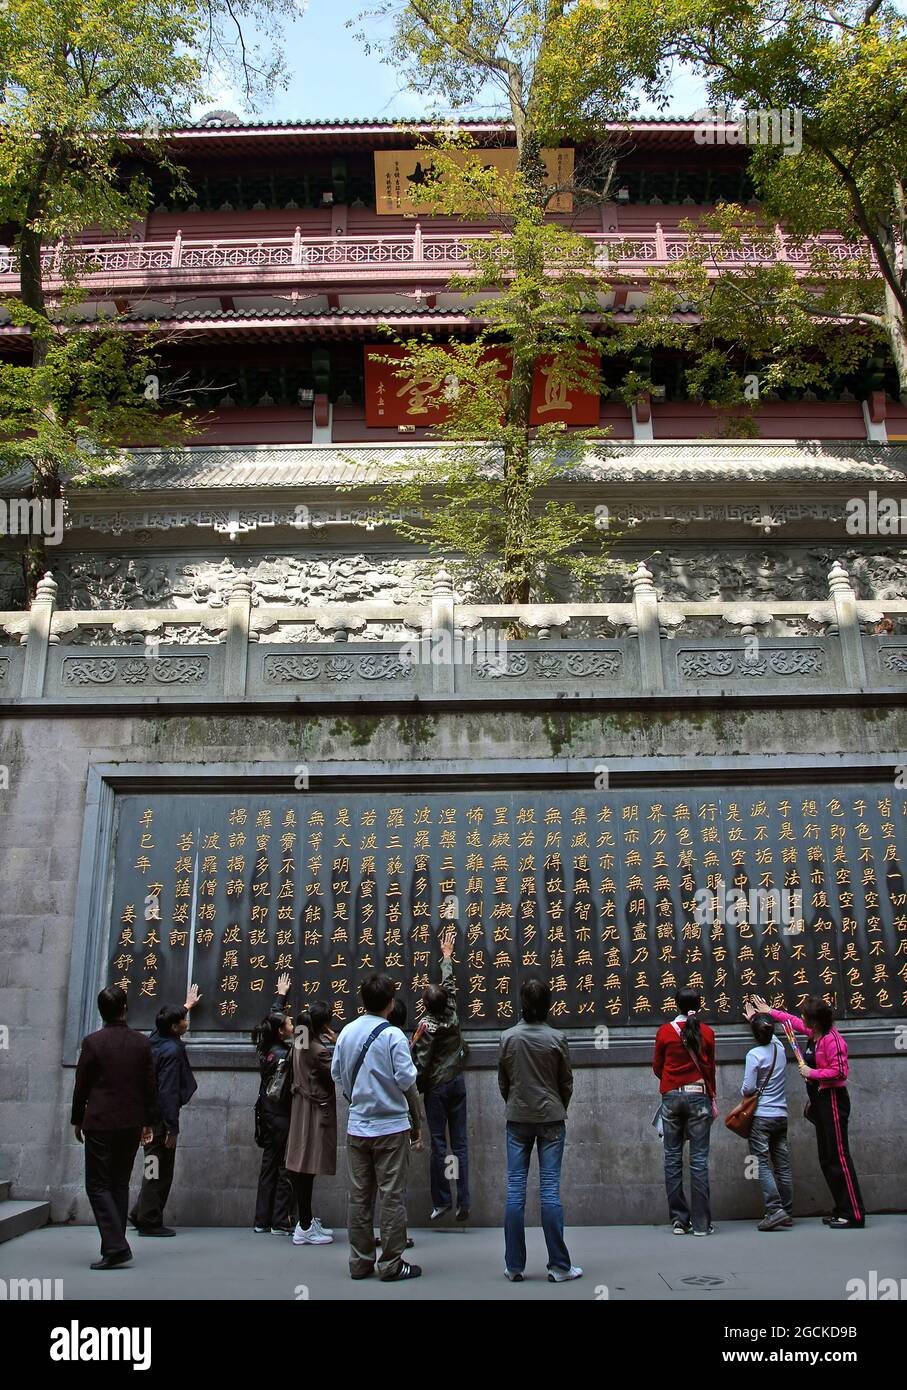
373, 148, 575, 215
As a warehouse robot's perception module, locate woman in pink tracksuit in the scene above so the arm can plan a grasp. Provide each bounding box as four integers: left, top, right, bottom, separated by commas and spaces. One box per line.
750, 994, 865, 1229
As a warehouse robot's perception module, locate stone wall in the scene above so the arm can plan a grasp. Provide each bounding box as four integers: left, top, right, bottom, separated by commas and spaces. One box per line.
1, 704, 905, 1226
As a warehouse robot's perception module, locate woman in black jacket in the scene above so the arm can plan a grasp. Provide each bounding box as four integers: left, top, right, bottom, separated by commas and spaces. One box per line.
252, 973, 295, 1234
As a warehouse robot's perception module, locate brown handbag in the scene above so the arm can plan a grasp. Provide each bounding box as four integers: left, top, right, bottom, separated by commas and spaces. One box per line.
725, 1041, 783, 1139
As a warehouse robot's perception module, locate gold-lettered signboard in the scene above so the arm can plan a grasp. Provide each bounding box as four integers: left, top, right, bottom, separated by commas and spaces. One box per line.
374, 148, 575, 215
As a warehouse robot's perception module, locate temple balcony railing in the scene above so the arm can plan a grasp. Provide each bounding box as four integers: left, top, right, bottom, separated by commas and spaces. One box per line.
1, 562, 905, 707
0, 225, 873, 297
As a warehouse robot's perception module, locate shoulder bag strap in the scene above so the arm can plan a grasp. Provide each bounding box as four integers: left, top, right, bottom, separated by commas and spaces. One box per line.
344, 1020, 392, 1104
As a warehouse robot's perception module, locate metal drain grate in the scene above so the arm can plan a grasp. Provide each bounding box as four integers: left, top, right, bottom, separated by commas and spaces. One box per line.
658, 1271, 744, 1291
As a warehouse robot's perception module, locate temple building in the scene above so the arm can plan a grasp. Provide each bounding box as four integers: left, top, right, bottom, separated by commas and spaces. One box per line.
0, 114, 905, 1229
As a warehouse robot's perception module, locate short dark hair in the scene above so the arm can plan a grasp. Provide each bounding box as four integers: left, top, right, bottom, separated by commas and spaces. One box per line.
423, 984, 448, 1019
750, 1013, 776, 1046
388, 997, 407, 1029
155, 1004, 187, 1037
520, 977, 550, 1024
361, 973, 396, 1014
98, 986, 127, 1024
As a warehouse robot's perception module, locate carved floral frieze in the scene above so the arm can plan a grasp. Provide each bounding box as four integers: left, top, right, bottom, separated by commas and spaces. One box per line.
62, 656, 208, 686
473, 651, 623, 680
263, 652, 414, 683
678, 648, 824, 679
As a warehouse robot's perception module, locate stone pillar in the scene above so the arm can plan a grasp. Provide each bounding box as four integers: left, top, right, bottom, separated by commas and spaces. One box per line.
22, 572, 57, 698
224, 574, 252, 698
828, 560, 866, 689
629, 562, 664, 691
431, 566, 455, 694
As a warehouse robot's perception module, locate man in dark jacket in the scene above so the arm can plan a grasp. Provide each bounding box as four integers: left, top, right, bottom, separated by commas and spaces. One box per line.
129, 984, 201, 1236
497, 977, 581, 1283
71, 986, 158, 1269
412, 925, 470, 1221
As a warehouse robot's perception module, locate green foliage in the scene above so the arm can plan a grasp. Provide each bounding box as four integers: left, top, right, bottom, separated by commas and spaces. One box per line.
540, 0, 907, 400
0, 303, 194, 480
349, 142, 622, 601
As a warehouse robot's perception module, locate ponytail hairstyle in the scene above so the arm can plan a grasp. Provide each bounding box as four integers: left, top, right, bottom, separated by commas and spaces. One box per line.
296, 999, 331, 1047
251, 1010, 290, 1055
675, 986, 704, 1061
802, 994, 834, 1037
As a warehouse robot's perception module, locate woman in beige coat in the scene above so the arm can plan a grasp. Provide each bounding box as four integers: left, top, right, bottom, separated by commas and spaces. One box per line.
285, 1000, 337, 1246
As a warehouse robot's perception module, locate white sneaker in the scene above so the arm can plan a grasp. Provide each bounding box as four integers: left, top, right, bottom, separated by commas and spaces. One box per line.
312, 1217, 334, 1237
293, 1221, 333, 1246
547, 1265, 583, 1282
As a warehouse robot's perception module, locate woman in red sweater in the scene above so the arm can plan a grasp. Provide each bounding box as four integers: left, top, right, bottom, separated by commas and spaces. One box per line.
653, 987, 718, 1236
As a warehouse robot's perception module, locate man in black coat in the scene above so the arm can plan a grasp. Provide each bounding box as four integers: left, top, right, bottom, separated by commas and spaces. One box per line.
71, 986, 158, 1269
129, 986, 200, 1236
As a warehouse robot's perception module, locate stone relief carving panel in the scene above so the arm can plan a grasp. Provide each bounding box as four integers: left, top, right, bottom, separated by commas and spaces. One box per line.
677, 648, 825, 680
61, 656, 209, 686
13, 542, 907, 616
55, 554, 436, 611
263, 652, 414, 683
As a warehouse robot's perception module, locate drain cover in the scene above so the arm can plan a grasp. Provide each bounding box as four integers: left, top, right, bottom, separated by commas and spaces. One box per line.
658, 1272, 744, 1291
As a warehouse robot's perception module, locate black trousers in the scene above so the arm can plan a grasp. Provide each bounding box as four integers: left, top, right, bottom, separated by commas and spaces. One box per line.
288, 1171, 315, 1229
130, 1125, 176, 1230
254, 1113, 293, 1230
84, 1127, 142, 1257
813, 1087, 865, 1225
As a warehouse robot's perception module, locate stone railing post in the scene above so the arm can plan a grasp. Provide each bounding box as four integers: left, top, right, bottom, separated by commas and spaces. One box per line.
291, 226, 302, 264
413, 221, 423, 263
224, 574, 252, 697
827, 560, 866, 689
22, 572, 57, 697
170, 229, 183, 268
628, 563, 664, 691
431, 566, 455, 694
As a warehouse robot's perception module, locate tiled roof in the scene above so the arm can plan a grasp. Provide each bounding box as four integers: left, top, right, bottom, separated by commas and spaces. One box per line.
156, 115, 715, 134
34, 440, 907, 495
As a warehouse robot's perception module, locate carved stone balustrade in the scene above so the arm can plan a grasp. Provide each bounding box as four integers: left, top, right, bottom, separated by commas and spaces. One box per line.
1, 564, 905, 705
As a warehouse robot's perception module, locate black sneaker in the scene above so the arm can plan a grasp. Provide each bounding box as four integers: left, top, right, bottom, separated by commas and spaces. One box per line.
253, 1226, 271, 1234
137, 1225, 176, 1237
455, 1207, 470, 1223
504, 1270, 524, 1282
827, 1217, 865, 1229
381, 1261, 422, 1282
672, 1220, 692, 1235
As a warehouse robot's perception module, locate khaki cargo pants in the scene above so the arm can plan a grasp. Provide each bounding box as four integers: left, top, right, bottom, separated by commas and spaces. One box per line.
346, 1128, 411, 1279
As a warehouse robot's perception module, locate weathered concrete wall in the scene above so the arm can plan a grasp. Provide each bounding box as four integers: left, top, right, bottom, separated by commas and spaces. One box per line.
1, 704, 905, 1226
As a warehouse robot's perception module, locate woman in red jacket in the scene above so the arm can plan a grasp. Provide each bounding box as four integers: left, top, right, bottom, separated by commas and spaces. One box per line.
750, 993, 865, 1229
653, 987, 718, 1236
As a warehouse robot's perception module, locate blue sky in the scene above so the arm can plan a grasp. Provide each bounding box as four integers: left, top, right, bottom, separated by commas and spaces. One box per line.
201, 0, 711, 123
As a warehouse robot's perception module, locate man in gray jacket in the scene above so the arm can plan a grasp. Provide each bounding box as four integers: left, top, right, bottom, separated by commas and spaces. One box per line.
497, 977, 581, 1283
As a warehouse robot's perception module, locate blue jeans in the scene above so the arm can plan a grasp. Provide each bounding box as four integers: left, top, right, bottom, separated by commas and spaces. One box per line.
749, 1115, 793, 1217
661, 1089, 713, 1231
504, 1121, 572, 1274
424, 1074, 470, 1210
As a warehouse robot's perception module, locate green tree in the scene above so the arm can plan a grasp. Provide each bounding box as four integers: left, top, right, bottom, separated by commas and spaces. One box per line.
353, 5, 628, 601
540, 0, 907, 404
0, 0, 299, 591
363, 143, 618, 601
